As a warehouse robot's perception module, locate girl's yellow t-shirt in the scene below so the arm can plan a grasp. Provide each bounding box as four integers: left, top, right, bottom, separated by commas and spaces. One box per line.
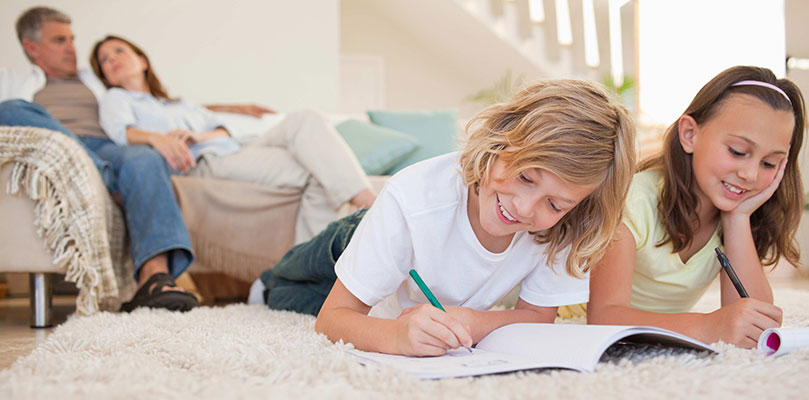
624, 169, 722, 313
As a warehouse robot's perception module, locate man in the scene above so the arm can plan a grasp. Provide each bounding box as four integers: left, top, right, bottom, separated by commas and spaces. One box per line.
0, 6, 218, 311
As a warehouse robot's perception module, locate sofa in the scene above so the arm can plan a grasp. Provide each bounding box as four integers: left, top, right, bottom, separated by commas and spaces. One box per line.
0, 108, 459, 327
0, 125, 395, 327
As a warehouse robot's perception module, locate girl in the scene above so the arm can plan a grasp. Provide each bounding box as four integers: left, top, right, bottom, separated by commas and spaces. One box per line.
587, 66, 805, 349
90, 35, 376, 244
256, 79, 637, 356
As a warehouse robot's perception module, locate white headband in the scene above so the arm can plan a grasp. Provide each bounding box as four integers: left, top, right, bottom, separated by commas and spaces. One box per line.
731, 80, 791, 105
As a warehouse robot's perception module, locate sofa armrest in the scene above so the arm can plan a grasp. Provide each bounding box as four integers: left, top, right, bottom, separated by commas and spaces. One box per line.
0, 126, 135, 314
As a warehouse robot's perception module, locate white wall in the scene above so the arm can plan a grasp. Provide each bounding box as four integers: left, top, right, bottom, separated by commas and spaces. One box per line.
785, 0, 809, 273
0, 0, 339, 111
636, 0, 786, 125
340, 3, 483, 117
785, 0, 809, 197
340, 0, 549, 119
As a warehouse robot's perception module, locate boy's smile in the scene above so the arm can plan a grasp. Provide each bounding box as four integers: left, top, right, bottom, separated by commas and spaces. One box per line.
468, 155, 596, 253
495, 194, 520, 225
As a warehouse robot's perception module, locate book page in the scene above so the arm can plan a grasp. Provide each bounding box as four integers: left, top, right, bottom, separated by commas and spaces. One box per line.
345, 323, 717, 379
476, 323, 631, 372
476, 323, 717, 372
346, 347, 544, 379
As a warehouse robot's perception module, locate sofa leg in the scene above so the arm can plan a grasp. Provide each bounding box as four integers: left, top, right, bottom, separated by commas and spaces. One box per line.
29, 273, 53, 328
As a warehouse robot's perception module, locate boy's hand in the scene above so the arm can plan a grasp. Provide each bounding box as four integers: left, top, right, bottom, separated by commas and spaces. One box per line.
705, 298, 782, 348
394, 304, 473, 356
444, 306, 489, 343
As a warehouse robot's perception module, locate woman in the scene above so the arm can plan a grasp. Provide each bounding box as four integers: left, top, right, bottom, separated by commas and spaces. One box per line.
90, 35, 376, 243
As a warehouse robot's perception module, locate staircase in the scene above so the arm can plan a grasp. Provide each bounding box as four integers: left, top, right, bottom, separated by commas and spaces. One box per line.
339, 0, 635, 114
455, 0, 634, 84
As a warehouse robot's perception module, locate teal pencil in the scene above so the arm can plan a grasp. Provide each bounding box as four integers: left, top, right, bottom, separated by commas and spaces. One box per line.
408, 269, 472, 352
409, 269, 446, 311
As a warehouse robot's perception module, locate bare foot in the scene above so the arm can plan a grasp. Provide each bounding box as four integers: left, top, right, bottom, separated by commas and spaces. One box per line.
349, 189, 377, 209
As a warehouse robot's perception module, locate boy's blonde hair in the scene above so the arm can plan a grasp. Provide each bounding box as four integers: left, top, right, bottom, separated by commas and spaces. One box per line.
459, 79, 636, 278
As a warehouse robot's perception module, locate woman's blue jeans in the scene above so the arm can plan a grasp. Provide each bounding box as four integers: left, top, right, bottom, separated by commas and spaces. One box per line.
261, 209, 367, 316
0, 99, 193, 278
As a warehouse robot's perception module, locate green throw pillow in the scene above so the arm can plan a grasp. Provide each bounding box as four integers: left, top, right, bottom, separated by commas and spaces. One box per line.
366, 109, 459, 174
335, 119, 420, 176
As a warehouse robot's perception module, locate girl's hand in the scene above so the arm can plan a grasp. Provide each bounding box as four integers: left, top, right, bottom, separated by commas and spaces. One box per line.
704, 298, 782, 348
150, 134, 195, 172
726, 157, 787, 219
394, 304, 473, 356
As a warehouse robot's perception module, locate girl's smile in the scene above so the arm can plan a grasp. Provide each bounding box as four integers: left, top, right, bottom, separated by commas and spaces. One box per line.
680, 94, 793, 214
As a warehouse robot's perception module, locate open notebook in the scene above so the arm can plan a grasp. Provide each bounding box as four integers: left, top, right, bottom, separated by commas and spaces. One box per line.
347, 323, 718, 379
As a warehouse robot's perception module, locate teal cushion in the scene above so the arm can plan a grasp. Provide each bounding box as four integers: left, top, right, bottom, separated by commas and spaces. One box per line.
366, 109, 459, 174
335, 119, 420, 176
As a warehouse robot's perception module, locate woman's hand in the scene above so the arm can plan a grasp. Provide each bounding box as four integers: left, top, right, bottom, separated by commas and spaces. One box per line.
394, 304, 473, 356
704, 298, 782, 348
149, 133, 195, 172
725, 157, 787, 219
169, 128, 230, 145
167, 129, 195, 145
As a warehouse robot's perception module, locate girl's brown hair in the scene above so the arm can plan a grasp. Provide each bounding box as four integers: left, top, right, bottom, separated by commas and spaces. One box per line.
90, 35, 172, 100
641, 65, 805, 266
459, 79, 637, 278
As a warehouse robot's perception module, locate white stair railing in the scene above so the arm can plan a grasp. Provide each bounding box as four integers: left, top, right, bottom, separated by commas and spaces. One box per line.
456, 0, 632, 81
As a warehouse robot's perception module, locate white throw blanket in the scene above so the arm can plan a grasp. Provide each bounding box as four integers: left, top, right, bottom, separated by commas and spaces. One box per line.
0, 126, 135, 314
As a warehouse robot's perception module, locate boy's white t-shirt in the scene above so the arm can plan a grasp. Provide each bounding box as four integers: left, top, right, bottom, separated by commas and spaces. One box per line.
334, 152, 589, 319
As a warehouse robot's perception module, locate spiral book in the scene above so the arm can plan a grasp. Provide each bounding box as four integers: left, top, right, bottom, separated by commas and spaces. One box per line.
346, 323, 718, 379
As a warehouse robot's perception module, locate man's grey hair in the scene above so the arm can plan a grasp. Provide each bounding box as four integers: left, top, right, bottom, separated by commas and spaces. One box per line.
15, 6, 71, 61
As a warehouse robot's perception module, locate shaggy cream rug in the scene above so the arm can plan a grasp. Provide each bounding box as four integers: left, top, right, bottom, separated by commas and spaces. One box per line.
1, 288, 808, 399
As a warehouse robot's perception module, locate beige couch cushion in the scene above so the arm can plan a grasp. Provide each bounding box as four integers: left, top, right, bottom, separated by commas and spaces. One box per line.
172, 176, 301, 282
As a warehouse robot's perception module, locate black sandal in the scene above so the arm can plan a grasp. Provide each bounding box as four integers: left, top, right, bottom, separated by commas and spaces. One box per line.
120, 273, 199, 312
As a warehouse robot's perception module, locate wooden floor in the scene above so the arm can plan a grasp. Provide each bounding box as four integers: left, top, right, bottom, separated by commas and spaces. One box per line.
0, 294, 77, 369
1, 275, 808, 370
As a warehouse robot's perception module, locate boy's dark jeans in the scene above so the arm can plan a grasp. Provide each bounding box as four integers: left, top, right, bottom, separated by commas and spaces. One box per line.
261, 209, 367, 316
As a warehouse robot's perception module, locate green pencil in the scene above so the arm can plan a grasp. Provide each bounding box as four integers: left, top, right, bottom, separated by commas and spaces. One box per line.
409, 269, 446, 311
408, 269, 472, 352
